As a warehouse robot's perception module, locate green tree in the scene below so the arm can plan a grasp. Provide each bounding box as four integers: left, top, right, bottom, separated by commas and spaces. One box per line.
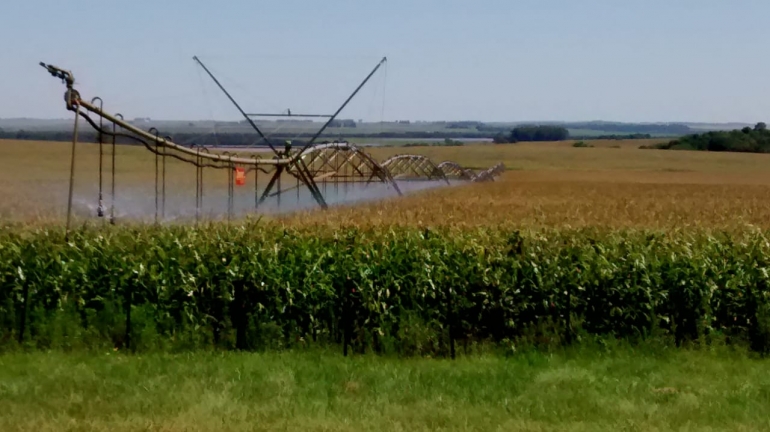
509, 125, 569, 142
492, 133, 510, 144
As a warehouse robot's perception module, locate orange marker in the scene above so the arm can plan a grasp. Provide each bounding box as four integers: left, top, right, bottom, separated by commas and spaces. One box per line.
235, 167, 246, 186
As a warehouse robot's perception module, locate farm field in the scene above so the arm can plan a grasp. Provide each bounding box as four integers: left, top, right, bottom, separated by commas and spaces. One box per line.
3, 137, 770, 431
4, 137, 770, 229
311, 139, 770, 229
7, 1, 770, 430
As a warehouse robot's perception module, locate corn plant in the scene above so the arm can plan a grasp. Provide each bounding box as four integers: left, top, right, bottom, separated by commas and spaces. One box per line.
1, 224, 769, 354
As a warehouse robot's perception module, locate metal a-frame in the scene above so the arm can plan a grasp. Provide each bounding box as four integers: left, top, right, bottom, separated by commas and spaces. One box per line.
192, 56, 388, 209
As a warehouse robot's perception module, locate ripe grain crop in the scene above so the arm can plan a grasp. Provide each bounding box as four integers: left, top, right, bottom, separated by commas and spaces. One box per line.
286, 171, 770, 230
4, 139, 770, 230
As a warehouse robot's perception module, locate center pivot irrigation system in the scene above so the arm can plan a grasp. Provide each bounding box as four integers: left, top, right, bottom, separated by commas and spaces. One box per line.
40, 57, 505, 235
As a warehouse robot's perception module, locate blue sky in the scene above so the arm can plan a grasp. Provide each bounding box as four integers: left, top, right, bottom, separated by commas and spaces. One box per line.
2, 0, 769, 122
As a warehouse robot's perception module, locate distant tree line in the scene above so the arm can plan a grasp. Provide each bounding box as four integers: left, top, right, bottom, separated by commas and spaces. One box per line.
0, 129, 294, 147
481, 122, 690, 137
0, 122, 699, 146
327, 119, 357, 128
570, 133, 653, 140
276, 119, 313, 123
0, 129, 490, 146
568, 122, 691, 135
402, 138, 464, 148
645, 123, 769, 153
510, 125, 569, 142
446, 121, 485, 129
596, 133, 652, 140
492, 125, 570, 144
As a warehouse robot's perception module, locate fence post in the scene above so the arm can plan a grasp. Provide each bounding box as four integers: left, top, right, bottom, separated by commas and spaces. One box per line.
343, 284, 351, 357
125, 283, 132, 352
18, 283, 29, 345
446, 284, 456, 359
565, 284, 573, 345
233, 281, 247, 350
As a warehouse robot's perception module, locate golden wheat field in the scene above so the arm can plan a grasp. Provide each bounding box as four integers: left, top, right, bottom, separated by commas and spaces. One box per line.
3, 138, 770, 230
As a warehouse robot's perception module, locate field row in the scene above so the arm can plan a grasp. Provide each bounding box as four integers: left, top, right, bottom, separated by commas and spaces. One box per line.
2, 225, 770, 353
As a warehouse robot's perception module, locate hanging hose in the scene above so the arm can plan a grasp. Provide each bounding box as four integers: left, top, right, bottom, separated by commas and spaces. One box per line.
189, 144, 211, 223
193, 145, 201, 223
65, 99, 81, 241
92, 97, 105, 218
150, 128, 160, 224
222, 152, 235, 221
162, 136, 170, 219
200, 147, 210, 221
227, 164, 233, 220
252, 155, 260, 211
277, 167, 282, 211
110, 113, 122, 225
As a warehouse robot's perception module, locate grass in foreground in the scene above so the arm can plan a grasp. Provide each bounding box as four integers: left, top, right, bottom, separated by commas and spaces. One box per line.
0, 345, 769, 431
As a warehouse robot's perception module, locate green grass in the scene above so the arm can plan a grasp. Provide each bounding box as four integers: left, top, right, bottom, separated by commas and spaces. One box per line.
0, 345, 768, 431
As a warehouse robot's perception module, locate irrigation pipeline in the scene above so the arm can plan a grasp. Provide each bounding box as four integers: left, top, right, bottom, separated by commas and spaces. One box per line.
40, 62, 504, 229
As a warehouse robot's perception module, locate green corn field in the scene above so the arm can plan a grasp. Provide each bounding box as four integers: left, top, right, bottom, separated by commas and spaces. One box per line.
2, 223, 770, 354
